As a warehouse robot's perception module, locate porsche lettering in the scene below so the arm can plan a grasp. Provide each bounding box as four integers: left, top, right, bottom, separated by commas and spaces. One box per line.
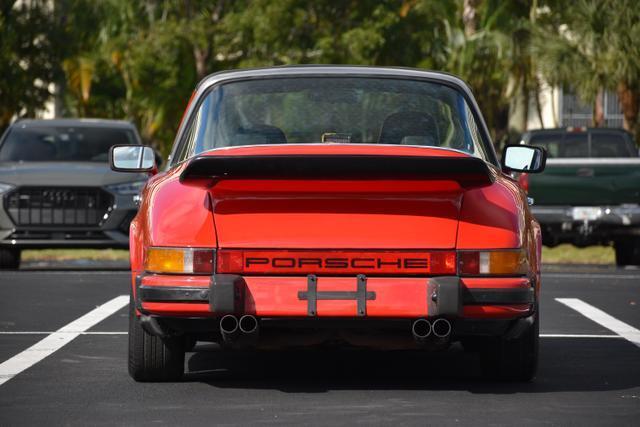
245, 256, 429, 269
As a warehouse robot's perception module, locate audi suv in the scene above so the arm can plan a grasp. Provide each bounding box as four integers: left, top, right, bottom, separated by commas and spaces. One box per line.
0, 119, 150, 269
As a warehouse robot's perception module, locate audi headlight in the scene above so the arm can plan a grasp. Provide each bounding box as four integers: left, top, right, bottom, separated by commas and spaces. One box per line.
0, 182, 15, 195
107, 180, 147, 195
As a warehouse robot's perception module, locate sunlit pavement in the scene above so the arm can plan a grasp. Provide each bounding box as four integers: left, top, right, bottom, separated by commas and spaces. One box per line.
0, 267, 638, 425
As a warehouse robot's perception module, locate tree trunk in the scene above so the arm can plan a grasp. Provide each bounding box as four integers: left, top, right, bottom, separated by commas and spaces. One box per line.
617, 81, 639, 145
463, 0, 482, 37
194, 47, 210, 81
534, 77, 545, 129
593, 88, 605, 127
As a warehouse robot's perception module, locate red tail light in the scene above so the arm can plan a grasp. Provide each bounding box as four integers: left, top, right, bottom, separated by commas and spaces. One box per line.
518, 173, 529, 193
217, 250, 457, 276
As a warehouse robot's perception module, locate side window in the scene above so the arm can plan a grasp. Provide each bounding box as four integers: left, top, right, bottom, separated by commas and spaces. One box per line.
173, 104, 203, 164
462, 101, 487, 159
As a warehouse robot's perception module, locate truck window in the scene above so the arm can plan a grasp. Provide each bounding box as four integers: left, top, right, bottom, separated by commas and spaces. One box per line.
528, 133, 584, 158
529, 131, 635, 158
561, 133, 588, 157
591, 133, 634, 157
528, 134, 559, 157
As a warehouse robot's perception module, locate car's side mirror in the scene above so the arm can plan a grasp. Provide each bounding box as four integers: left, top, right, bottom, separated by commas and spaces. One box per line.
502, 145, 546, 173
110, 145, 156, 173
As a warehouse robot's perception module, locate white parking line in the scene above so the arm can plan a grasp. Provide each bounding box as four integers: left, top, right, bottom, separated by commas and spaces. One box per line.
540, 334, 622, 339
0, 295, 129, 387
556, 298, 640, 348
0, 331, 127, 335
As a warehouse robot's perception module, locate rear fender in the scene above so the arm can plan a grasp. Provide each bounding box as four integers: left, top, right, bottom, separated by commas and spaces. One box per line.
130, 167, 217, 298
457, 175, 525, 249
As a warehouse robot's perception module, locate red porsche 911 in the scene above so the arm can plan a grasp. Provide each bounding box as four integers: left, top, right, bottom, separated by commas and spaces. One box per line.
110, 66, 546, 382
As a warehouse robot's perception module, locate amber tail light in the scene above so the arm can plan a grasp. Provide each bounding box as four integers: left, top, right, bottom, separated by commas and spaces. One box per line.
145, 247, 215, 274
459, 249, 528, 275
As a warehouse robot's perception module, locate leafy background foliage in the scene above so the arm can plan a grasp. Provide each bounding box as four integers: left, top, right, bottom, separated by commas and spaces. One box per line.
1, 0, 639, 155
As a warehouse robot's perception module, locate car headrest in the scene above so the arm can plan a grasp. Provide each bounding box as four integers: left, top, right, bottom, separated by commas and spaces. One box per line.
233, 124, 287, 146
378, 111, 439, 146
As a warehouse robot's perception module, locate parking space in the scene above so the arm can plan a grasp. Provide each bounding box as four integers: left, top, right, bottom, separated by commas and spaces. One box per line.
0, 268, 639, 425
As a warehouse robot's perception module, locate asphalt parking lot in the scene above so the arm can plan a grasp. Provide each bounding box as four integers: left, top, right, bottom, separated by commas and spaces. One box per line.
0, 266, 639, 426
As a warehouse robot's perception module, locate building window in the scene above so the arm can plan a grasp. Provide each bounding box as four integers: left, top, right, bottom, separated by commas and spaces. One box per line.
561, 88, 624, 128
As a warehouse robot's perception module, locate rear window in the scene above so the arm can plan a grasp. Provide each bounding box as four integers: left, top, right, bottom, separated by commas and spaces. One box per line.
174, 77, 490, 163
0, 125, 137, 162
590, 133, 633, 157
528, 131, 634, 158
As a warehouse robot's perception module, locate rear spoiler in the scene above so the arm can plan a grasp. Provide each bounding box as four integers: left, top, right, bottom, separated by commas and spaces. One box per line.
180, 155, 495, 187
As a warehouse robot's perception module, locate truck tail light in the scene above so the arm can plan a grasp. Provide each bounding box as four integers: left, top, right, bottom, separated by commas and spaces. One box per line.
145, 247, 215, 274
518, 173, 529, 193
459, 249, 528, 275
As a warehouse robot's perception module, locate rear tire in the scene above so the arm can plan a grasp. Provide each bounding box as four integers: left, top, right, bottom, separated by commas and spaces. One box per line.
480, 309, 539, 382
128, 296, 185, 382
614, 238, 640, 266
0, 248, 20, 269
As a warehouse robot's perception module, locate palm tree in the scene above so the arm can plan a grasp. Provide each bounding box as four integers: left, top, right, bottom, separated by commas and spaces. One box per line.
603, 0, 640, 141
534, 0, 640, 140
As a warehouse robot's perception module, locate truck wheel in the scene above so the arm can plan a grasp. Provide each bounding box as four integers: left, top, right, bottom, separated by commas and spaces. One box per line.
128, 296, 185, 382
480, 309, 539, 382
614, 239, 640, 266
0, 248, 20, 269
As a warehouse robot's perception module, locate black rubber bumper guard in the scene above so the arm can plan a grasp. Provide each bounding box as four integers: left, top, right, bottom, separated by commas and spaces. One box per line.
136, 274, 535, 317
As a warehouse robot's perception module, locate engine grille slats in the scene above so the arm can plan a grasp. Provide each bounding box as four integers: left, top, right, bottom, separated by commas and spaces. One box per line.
5, 187, 113, 227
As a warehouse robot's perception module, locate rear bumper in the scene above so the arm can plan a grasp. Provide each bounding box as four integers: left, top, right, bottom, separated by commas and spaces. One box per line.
532, 205, 640, 228
135, 274, 535, 320
532, 205, 640, 245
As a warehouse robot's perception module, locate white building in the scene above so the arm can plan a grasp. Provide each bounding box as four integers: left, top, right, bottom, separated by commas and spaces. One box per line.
524, 84, 624, 131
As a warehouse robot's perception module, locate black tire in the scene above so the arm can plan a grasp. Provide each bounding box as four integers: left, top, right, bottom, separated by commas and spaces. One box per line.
0, 248, 20, 269
128, 296, 185, 382
480, 309, 539, 382
614, 238, 640, 266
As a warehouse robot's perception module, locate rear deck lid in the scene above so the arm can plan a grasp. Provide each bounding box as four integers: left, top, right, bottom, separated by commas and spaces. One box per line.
181, 146, 495, 249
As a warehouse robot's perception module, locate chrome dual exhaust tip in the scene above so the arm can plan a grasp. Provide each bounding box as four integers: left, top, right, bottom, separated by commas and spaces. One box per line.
411, 318, 452, 344
220, 314, 260, 344
411, 318, 432, 341
220, 314, 239, 343
432, 318, 452, 338
239, 315, 259, 335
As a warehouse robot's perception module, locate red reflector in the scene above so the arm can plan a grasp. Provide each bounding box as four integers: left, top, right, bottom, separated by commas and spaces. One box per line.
216, 250, 456, 276
459, 252, 480, 275
217, 249, 244, 273
430, 251, 458, 274
193, 250, 215, 273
